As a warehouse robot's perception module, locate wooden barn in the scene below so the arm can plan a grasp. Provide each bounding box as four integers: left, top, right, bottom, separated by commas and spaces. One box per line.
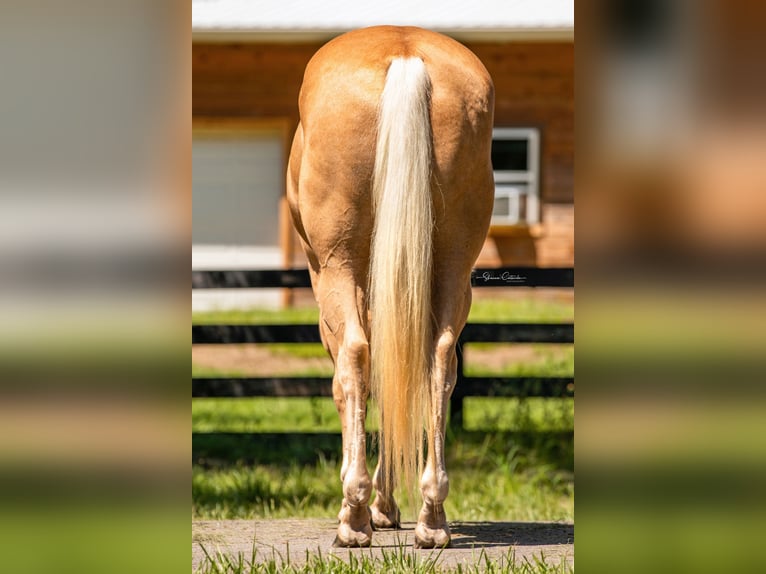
192, 1, 573, 307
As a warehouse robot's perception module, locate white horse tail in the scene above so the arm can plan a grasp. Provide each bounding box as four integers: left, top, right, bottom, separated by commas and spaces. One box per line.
369, 57, 434, 500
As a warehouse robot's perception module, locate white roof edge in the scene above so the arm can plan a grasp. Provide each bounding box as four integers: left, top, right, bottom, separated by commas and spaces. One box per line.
192, 27, 574, 43
192, 0, 574, 41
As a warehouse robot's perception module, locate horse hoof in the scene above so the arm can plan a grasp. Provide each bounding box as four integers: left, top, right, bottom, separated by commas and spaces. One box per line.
370, 502, 400, 530
333, 534, 372, 548
333, 520, 373, 548
413, 535, 451, 549
414, 522, 451, 549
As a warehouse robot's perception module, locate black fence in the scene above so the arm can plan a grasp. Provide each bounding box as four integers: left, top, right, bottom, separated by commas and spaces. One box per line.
192, 267, 573, 430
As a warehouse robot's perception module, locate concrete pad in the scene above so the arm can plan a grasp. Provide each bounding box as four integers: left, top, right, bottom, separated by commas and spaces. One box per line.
193, 519, 574, 570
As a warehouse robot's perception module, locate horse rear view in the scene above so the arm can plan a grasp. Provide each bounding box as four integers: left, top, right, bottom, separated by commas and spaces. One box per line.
286, 26, 494, 548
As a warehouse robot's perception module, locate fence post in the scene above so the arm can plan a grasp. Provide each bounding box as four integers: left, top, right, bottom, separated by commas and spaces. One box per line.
450, 343, 465, 432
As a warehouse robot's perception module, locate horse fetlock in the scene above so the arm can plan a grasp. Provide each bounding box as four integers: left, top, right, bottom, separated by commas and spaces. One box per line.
420, 467, 449, 505
342, 470, 372, 507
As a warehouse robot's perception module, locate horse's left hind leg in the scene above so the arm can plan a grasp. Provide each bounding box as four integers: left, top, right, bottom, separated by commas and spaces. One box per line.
332, 330, 373, 547
315, 272, 374, 548
370, 448, 401, 529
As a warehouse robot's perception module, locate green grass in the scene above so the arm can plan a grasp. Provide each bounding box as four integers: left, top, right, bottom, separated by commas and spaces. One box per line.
191, 297, 572, 326
193, 364, 251, 378
193, 449, 572, 522
193, 398, 573, 522
193, 458, 342, 520
192, 397, 572, 434
196, 544, 572, 573
468, 298, 573, 323
192, 307, 320, 325
463, 398, 573, 432
193, 398, 349, 433
266, 343, 332, 360
463, 345, 573, 378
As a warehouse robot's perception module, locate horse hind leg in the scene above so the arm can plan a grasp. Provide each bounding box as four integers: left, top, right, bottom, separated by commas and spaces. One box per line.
316, 276, 374, 548
370, 447, 401, 529
414, 330, 456, 549
414, 281, 471, 549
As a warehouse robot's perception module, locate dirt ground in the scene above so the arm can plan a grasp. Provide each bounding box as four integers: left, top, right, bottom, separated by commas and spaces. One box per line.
193, 344, 333, 376
192, 519, 574, 570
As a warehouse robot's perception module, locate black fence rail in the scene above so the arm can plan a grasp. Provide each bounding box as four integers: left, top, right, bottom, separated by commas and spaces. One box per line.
192, 267, 574, 290
192, 267, 574, 430
192, 322, 573, 346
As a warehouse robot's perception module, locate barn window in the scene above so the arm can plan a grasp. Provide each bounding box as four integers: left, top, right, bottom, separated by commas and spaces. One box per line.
491, 128, 540, 225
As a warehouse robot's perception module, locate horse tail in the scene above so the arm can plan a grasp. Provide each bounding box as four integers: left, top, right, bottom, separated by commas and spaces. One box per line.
369, 57, 434, 501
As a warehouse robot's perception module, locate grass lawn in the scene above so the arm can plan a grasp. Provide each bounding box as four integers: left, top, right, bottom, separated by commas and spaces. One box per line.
191, 295, 573, 325
192, 397, 573, 435
193, 396, 573, 522
196, 544, 573, 574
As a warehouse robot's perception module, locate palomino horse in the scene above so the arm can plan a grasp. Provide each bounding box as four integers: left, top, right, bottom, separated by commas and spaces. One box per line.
286, 26, 494, 548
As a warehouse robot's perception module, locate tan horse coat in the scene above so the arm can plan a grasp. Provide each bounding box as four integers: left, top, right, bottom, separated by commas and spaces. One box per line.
286, 26, 494, 548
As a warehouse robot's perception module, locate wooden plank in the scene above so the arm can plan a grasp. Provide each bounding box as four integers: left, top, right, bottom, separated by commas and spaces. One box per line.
453, 376, 574, 399
192, 324, 321, 344
192, 323, 573, 345
191, 269, 312, 289
471, 267, 573, 287
193, 377, 332, 397
460, 323, 574, 344
192, 376, 573, 399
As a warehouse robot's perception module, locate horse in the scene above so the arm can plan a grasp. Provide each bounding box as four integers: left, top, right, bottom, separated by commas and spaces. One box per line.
286, 26, 495, 548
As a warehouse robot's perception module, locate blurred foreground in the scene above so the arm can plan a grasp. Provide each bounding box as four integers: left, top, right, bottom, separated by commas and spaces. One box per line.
0, 2, 189, 574
577, 1, 766, 572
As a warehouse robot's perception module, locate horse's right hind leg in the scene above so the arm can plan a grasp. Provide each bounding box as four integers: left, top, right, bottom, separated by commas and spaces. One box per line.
415, 279, 473, 549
